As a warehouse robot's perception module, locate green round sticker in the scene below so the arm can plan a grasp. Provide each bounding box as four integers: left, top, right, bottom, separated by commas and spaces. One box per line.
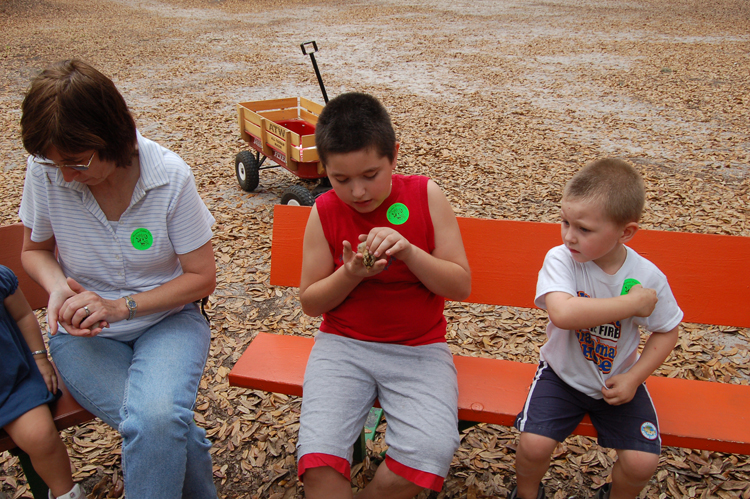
620, 278, 641, 295
386, 203, 409, 225
131, 228, 153, 251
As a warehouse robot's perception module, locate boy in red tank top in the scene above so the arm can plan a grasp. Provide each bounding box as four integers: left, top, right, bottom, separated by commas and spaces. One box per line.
296, 92, 472, 499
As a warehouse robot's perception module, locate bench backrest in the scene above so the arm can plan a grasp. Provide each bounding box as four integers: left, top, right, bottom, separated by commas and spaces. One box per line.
270, 205, 750, 328
0, 223, 48, 309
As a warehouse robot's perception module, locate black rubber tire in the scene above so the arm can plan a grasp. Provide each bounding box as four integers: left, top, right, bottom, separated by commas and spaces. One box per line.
311, 177, 332, 199
280, 185, 315, 206
235, 151, 260, 192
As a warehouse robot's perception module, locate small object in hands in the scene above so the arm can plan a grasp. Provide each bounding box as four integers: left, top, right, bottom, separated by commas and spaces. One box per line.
620, 278, 641, 295
358, 242, 375, 269
83, 305, 91, 318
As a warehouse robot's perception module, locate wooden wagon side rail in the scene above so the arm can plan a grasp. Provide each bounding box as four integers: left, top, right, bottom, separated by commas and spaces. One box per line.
237, 97, 323, 168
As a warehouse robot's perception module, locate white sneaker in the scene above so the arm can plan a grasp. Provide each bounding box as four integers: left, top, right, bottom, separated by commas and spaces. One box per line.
48, 483, 84, 499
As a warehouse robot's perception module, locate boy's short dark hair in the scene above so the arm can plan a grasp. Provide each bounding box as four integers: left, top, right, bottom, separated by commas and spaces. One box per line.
314, 92, 396, 166
563, 158, 646, 225
21, 59, 137, 168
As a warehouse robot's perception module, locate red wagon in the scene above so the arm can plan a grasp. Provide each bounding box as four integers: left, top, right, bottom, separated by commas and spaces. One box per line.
235, 97, 330, 206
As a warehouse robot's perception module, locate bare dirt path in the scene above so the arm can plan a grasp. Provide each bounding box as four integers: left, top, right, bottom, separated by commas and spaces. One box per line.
1, 0, 749, 498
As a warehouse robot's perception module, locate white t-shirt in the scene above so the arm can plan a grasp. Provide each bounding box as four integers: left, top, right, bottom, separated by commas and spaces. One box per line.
19, 132, 215, 341
535, 244, 683, 399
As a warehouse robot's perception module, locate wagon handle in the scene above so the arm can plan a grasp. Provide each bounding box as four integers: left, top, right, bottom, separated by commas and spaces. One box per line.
300, 41, 329, 104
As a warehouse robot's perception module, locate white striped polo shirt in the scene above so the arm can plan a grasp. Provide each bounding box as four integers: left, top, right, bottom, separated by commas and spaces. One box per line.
19, 131, 215, 341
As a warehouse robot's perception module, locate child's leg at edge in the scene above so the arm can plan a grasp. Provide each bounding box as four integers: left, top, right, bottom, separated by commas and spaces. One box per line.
515, 432, 558, 499
303, 461, 423, 499
3, 404, 75, 497
356, 460, 424, 499
609, 448, 659, 499
302, 466, 352, 499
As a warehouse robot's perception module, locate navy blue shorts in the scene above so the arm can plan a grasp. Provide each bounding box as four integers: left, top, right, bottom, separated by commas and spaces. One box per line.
514, 362, 661, 454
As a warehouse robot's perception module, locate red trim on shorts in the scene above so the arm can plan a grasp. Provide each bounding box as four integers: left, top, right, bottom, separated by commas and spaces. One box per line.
385, 455, 444, 492
297, 453, 351, 481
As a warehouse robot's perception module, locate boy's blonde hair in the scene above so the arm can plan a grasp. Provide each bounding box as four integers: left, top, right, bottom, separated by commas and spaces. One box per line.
563, 158, 645, 225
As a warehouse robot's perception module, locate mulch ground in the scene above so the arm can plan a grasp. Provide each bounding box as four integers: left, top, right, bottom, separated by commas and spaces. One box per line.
0, 0, 748, 497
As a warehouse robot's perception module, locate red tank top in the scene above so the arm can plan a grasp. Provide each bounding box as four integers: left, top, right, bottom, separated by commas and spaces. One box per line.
316, 174, 447, 346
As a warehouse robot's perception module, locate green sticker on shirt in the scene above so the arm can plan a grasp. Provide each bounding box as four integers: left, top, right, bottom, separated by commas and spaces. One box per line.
620, 278, 641, 295
386, 203, 409, 225
131, 228, 153, 250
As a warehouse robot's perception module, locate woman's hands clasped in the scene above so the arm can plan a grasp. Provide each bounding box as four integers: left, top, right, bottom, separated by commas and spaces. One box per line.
52, 277, 114, 337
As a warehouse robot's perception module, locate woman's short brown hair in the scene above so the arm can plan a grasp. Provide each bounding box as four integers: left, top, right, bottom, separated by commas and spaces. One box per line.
21, 59, 137, 167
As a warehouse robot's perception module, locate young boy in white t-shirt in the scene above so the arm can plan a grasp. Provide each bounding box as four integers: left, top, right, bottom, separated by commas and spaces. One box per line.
511, 158, 683, 499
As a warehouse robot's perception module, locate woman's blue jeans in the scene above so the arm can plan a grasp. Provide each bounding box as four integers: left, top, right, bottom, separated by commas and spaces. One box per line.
49, 305, 217, 499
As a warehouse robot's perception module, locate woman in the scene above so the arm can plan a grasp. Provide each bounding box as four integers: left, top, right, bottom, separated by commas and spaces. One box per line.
18, 60, 218, 498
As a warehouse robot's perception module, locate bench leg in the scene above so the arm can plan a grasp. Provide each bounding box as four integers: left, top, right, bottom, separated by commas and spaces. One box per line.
9, 447, 49, 499
351, 416, 480, 464
353, 407, 384, 463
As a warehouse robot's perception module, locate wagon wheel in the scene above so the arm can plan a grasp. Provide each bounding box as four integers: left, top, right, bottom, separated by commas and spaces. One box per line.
311, 177, 332, 199
281, 185, 315, 206
235, 151, 260, 192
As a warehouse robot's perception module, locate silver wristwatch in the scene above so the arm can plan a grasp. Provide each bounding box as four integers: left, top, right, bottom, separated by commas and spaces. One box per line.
124, 295, 137, 321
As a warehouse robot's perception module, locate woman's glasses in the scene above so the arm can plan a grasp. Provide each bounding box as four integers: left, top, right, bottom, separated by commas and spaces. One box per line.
35, 152, 95, 171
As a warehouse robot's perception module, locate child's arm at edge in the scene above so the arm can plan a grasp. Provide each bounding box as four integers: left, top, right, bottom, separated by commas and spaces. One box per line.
602, 325, 680, 405
545, 284, 658, 331
299, 205, 364, 317
5, 286, 58, 394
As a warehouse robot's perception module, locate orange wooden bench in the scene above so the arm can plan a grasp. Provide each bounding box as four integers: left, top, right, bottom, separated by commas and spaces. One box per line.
229, 204, 750, 455
0, 222, 95, 497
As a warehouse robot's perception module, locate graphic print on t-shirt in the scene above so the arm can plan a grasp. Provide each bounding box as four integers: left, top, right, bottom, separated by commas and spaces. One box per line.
574, 291, 620, 374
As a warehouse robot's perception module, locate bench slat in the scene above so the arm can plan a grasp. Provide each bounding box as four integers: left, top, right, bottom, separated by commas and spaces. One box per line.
629, 229, 750, 328
229, 332, 750, 455
270, 205, 750, 328
229, 330, 307, 397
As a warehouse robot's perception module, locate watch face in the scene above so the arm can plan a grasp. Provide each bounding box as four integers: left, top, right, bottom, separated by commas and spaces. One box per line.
125, 296, 136, 319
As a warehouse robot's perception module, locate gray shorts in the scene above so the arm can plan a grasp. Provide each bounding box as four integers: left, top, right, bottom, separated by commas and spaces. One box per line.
297, 332, 460, 478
